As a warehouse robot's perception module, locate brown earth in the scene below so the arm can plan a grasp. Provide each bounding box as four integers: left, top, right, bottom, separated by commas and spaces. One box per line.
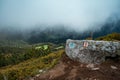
32, 54, 120, 80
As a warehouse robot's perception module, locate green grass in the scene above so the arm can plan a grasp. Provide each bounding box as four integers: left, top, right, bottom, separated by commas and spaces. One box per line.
0, 50, 64, 80
96, 32, 120, 41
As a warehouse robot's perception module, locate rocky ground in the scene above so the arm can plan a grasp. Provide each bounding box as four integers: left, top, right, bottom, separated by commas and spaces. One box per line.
32, 54, 120, 80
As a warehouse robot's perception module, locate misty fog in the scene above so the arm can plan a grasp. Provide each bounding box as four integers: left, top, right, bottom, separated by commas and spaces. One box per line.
0, 0, 120, 32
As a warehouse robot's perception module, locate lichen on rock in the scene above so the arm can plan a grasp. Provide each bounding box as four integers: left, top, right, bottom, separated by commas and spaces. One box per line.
65, 39, 120, 64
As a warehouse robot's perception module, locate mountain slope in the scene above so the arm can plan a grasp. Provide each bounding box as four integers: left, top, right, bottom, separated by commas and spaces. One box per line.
33, 54, 120, 80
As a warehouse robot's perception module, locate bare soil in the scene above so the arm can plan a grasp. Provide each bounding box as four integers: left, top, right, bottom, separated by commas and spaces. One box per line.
32, 54, 120, 80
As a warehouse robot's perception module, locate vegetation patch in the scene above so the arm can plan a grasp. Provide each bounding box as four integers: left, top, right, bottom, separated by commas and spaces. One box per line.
96, 33, 120, 41
0, 50, 64, 80
0, 44, 51, 67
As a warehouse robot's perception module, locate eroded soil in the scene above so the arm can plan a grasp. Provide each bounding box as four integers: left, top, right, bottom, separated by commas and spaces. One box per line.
32, 54, 120, 80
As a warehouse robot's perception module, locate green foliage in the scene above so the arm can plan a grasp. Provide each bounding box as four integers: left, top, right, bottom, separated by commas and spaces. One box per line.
0, 45, 51, 67
96, 32, 120, 41
0, 50, 64, 80
0, 42, 64, 80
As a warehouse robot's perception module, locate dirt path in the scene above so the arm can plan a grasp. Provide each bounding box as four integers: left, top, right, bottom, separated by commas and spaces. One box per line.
33, 54, 120, 80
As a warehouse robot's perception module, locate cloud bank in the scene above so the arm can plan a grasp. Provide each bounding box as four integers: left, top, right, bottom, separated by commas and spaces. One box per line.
0, 0, 120, 31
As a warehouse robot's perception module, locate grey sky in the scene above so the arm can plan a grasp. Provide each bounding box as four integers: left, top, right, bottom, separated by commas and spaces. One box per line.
0, 0, 120, 31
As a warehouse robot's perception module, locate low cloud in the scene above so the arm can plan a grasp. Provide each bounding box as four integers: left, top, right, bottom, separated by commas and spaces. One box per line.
0, 0, 120, 31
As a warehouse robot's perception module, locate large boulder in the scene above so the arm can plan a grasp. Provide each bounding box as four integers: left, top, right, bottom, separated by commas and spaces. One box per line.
65, 39, 120, 64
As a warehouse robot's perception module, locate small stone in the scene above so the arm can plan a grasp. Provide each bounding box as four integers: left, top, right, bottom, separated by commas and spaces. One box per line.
39, 70, 43, 73
86, 64, 94, 68
36, 74, 40, 77
111, 66, 118, 69
91, 67, 100, 70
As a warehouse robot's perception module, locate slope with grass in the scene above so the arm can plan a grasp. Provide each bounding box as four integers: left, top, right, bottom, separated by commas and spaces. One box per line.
0, 50, 64, 80
96, 32, 120, 41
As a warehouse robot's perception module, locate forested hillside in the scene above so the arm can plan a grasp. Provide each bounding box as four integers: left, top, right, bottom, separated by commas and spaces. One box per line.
27, 19, 120, 44
0, 19, 120, 44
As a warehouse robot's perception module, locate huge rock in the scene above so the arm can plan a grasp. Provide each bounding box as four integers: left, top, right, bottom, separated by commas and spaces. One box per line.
65, 39, 120, 64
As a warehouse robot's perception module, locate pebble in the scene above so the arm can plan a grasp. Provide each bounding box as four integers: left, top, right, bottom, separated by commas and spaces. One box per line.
39, 70, 43, 73
91, 67, 100, 70
111, 65, 118, 69
86, 64, 94, 68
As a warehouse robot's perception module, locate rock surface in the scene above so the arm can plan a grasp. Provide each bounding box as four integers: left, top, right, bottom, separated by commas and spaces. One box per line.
65, 39, 120, 64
